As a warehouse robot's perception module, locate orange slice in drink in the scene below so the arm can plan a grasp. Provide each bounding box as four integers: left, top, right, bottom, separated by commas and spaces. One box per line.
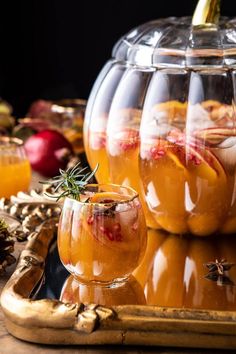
89, 191, 128, 204
85, 191, 145, 255
186, 145, 229, 236
194, 127, 236, 146
152, 100, 187, 121
141, 131, 229, 236
155, 147, 189, 234
140, 139, 188, 234
185, 145, 219, 182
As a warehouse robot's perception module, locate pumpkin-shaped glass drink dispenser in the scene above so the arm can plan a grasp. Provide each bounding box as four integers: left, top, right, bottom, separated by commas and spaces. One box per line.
84, 0, 236, 236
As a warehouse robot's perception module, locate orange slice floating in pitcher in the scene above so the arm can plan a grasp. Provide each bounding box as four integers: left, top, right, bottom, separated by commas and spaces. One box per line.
152, 100, 187, 121
141, 127, 229, 236
193, 127, 236, 146
186, 144, 229, 236
157, 143, 225, 235
140, 137, 189, 234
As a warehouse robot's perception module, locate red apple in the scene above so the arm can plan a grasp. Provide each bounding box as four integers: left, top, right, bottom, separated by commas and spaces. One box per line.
24, 129, 73, 177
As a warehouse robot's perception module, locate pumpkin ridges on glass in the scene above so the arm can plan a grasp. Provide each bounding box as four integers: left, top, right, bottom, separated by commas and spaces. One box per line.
84, 10, 236, 237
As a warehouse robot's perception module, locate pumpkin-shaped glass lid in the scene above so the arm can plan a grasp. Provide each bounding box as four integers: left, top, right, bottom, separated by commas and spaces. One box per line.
113, 0, 236, 68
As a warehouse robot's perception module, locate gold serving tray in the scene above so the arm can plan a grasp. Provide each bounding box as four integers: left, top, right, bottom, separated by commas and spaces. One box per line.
1, 193, 236, 349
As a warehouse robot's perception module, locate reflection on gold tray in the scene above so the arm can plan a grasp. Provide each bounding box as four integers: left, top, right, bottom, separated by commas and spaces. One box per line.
134, 229, 236, 311
1, 192, 236, 348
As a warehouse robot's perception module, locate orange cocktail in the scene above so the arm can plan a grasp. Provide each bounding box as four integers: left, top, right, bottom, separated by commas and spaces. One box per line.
84, 114, 110, 184
0, 137, 31, 198
139, 101, 236, 236
107, 129, 158, 229
58, 184, 147, 285
86, 130, 110, 183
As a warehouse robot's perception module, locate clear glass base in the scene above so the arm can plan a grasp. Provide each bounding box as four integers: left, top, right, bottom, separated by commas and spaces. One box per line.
71, 274, 130, 288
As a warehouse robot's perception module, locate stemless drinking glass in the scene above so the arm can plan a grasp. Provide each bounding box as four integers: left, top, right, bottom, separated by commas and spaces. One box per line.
58, 184, 147, 286
0, 137, 31, 198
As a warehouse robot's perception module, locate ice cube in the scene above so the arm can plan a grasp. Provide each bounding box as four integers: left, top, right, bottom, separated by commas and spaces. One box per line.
213, 137, 236, 171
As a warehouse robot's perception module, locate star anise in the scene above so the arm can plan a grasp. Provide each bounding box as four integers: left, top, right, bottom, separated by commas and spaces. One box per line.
205, 273, 235, 286
204, 259, 235, 286
93, 203, 117, 218
204, 259, 235, 275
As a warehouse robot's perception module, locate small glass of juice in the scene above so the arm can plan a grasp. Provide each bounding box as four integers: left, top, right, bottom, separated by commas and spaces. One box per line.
0, 137, 31, 198
58, 184, 147, 286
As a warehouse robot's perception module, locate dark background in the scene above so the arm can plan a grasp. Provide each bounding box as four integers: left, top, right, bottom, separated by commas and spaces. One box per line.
0, 0, 235, 117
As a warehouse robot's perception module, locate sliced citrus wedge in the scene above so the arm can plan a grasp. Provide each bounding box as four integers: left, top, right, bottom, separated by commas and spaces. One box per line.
152, 100, 187, 121
168, 137, 221, 183
141, 132, 229, 236
186, 145, 229, 236
194, 127, 236, 146
140, 140, 188, 234
167, 150, 186, 170
185, 146, 218, 183
89, 191, 127, 204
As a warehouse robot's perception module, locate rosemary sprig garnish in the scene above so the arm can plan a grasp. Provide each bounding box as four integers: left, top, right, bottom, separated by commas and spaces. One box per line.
41, 162, 99, 201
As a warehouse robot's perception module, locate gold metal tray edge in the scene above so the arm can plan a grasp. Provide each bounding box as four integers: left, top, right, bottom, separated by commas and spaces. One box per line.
1, 219, 236, 348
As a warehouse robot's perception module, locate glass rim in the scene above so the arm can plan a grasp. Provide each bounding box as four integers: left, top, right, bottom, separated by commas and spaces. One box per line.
65, 183, 139, 206
0, 136, 24, 147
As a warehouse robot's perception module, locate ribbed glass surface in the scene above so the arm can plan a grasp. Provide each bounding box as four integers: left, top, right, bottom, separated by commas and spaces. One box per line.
112, 17, 236, 67
84, 15, 236, 237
